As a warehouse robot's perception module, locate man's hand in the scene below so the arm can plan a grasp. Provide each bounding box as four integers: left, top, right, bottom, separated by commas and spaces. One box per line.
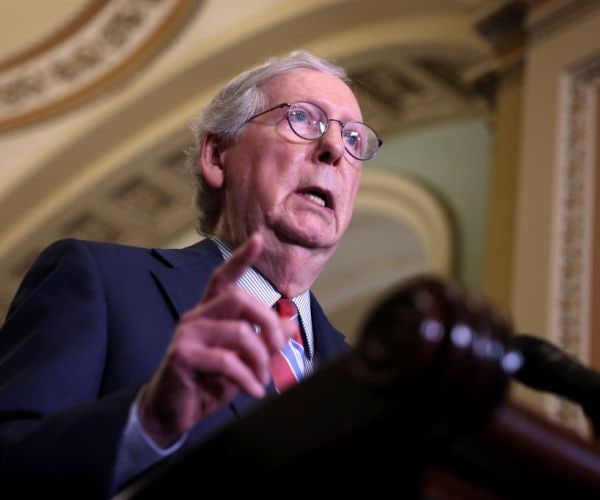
138, 234, 295, 448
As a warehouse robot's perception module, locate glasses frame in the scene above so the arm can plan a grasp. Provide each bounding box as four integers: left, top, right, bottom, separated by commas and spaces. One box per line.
246, 101, 382, 161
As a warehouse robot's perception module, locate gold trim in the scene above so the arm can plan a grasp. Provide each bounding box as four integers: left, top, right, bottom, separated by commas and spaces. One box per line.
0, 0, 109, 72
551, 53, 600, 432
0, 0, 201, 133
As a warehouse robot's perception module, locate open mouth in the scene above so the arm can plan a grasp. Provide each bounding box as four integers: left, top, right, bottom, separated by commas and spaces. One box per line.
299, 188, 331, 209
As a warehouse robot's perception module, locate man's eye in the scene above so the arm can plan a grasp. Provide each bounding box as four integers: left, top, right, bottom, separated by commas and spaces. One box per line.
290, 110, 309, 123
344, 130, 362, 150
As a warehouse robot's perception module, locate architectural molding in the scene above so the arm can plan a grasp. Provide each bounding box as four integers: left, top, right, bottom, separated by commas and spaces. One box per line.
550, 50, 600, 431
527, 0, 600, 46
355, 169, 454, 275
0, 1, 108, 72
0, 0, 199, 132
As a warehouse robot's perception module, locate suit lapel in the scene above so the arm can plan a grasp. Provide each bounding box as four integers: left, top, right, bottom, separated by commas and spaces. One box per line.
150, 239, 223, 318
310, 293, 349, 363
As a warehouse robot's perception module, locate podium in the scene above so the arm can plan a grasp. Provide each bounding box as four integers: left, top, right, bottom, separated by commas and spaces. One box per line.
119, 278, 600, 498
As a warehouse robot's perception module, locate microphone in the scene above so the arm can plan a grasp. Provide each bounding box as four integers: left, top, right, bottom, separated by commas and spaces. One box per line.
512, 334, 600, 436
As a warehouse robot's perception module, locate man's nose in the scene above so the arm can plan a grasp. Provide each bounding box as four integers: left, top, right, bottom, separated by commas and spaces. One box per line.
315, 120, 345, 165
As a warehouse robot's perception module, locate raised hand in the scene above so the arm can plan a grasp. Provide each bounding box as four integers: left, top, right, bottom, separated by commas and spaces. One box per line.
138, 234, 295, 447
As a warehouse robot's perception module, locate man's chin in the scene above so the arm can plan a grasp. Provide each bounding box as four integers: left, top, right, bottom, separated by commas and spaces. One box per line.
273, 224, 338, 251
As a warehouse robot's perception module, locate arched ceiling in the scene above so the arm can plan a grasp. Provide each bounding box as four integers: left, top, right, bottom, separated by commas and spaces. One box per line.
0, 1, 95, 62
0, 0, 200, 131
0, 0, 495, 317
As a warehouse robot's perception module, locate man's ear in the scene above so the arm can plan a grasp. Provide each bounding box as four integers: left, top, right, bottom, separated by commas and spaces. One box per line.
199, 133, 225, 188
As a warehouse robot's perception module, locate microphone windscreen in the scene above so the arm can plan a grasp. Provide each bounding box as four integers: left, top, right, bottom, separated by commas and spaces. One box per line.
512, 334, 600, 425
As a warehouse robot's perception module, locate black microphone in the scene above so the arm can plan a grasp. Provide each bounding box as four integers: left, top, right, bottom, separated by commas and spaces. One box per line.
512, 334, 600, 436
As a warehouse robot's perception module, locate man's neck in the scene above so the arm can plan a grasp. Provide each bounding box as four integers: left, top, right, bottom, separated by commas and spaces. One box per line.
213, 232, 333, 298
257, 242, 331, 297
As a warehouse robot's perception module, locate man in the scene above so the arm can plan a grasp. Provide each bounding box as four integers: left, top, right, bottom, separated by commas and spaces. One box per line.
0, 51, 382, 497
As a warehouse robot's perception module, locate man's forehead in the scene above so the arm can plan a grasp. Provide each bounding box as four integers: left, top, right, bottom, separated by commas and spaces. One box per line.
262, 69, 361, 117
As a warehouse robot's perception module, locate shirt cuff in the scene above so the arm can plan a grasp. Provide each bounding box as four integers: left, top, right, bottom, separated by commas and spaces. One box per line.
112, 394, 188, 491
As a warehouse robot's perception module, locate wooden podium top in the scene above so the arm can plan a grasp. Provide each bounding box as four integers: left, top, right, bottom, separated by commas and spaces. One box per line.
425, 401, 600, 498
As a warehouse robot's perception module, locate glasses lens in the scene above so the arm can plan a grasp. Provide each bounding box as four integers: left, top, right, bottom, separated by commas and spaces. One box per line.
287, 102, 381, 161
343, 122, 380, 160
288, 102, 326, 140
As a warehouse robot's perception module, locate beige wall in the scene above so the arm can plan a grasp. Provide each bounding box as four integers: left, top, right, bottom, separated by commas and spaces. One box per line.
512, 2, 600, 429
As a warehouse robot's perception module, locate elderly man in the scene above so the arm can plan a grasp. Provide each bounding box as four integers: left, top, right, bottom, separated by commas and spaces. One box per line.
0, 51, 381, 497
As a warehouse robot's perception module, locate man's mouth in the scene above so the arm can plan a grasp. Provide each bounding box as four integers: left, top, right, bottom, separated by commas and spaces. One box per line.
299, 188, 331, 209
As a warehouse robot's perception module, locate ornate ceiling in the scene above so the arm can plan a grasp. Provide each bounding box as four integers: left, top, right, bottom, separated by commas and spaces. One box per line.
0, 0, 200, 131
0, 0, 495, 320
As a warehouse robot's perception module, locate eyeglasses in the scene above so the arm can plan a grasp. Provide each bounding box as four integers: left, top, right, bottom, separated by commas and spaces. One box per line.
246, 101, 382, 161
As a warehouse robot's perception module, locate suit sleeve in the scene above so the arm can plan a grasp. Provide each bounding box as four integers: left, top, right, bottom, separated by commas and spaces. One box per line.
0, 239, 137, 499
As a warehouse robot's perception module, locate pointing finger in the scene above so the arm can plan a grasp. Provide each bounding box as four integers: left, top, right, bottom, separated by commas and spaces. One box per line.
204, 233, 263, 300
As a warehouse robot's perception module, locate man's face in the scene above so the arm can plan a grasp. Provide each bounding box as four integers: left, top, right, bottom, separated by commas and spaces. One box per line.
215, 69, 363, 256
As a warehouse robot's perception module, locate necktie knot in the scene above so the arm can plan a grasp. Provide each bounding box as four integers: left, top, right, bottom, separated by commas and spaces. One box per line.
275, 298, 298, 322
270, 298, 305, 392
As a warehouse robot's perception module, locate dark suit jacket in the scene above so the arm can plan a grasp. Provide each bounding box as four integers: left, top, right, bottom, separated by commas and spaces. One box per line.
0, 238, 346, 498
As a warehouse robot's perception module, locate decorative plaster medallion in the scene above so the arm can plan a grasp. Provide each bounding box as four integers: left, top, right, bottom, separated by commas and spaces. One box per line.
0, 0, 199, 132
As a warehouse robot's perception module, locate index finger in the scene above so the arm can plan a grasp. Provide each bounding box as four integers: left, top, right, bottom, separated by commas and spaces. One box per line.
203, 233, 264, 300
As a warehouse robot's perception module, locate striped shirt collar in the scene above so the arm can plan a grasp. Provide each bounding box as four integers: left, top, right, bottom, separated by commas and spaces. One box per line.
211, 235, 314, 357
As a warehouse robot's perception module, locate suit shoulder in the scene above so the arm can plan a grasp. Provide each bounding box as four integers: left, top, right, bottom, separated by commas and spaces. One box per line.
40, 238, 217, 271
41, 238, 153, 262
20, 239, 156, 287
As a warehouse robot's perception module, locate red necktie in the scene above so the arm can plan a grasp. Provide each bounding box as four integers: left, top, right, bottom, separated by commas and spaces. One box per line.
270, 298, 305, 392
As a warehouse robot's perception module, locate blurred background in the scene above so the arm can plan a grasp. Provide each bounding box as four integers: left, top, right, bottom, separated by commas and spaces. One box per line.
1, 0, 599, 433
